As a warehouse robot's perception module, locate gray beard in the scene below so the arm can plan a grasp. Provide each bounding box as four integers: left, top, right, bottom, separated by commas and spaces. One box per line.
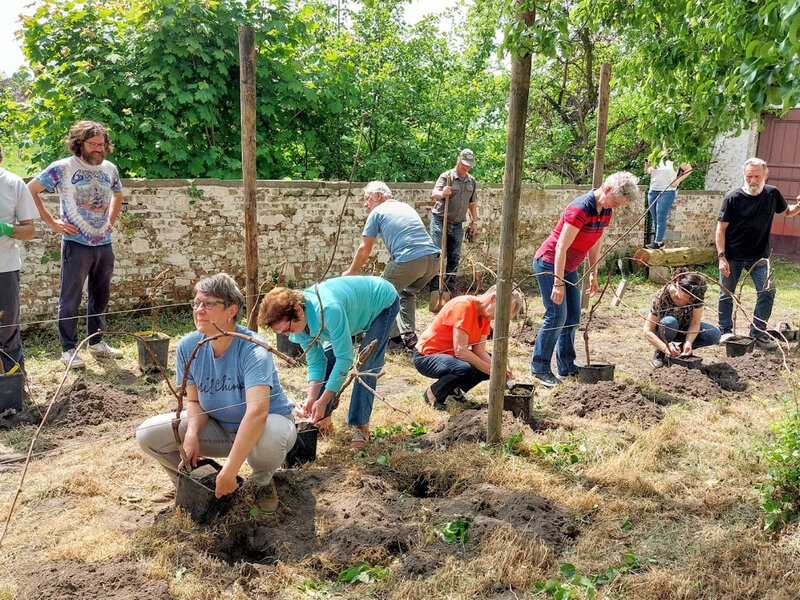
742, 182, 765, 196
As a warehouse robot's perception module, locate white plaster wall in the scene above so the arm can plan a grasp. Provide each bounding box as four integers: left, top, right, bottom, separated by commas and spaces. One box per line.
705, 121, 760, 192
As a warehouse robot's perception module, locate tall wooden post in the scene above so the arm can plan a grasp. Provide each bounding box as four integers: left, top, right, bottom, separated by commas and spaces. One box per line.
592, 62, 611, 188
582, 62, 612, 309
487, 6, 535, 445
239, 27, 258, 329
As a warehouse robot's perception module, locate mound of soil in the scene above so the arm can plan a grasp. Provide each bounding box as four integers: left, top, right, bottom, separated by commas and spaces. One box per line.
649, 365, 728, 400
551, 381, 664, 426
725, 353, 788, 382
15, 559, 171, 600
204, 467, 576, 581
47, 379, 146, 431
421, 409, 527, 448
0, 378, 146, 433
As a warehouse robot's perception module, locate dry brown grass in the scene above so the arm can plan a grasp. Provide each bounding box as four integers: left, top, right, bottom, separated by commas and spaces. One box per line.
2, 272, 800, 599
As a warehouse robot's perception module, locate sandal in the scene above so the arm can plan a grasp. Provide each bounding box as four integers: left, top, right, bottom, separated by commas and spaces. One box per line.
350, 425, 369, 448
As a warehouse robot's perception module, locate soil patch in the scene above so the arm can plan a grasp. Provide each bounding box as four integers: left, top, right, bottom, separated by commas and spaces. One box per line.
420, 409, 528, 448
14, 558, 171, 600
551, 381, 664, 427
0, 378, 146, 433
203, 468, 576, 580
725, 352, 789, 383
649, 365, 728, 400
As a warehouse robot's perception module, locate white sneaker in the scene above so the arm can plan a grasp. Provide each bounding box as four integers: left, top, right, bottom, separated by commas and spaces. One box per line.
719, 332, 734, 343
61, 348, 86, 369
88, 340, 123, 359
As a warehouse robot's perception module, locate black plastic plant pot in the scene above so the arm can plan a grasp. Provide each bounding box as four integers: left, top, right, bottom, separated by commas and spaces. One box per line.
725, 336, 755, 358
503, 383, 536, 423
285, 422, 318, 468
577, 364, 615, 384
666, 355, 703, 370
136, 332, 170, 373
175, 458, 243, 523
0, 372, 24, 413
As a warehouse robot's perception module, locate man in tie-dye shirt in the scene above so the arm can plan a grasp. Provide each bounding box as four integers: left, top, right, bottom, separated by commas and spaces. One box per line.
29, 121, 124, 369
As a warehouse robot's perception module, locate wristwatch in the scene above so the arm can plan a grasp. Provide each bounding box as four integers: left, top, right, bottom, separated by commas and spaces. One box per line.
718, 252, 726, 258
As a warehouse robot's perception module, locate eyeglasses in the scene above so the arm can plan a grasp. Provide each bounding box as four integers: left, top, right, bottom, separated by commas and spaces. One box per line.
273, 319, 293, 334
83, 141, 107, 149
192, 299, 225, 310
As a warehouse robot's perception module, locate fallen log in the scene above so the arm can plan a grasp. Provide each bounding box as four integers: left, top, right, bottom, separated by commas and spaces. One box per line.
634, 246, 716, 267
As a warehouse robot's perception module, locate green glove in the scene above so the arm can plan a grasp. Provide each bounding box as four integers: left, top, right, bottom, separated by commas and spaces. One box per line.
0, 222, 13, 237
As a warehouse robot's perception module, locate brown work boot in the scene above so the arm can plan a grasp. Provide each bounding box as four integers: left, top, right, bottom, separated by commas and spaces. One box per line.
255, 480, 279, 514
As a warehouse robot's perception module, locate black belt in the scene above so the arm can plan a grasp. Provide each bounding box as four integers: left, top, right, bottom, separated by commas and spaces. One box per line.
434, 214, 462, 225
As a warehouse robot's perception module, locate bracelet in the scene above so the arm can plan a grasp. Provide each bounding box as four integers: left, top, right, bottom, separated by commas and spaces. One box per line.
718, 252, 726, 258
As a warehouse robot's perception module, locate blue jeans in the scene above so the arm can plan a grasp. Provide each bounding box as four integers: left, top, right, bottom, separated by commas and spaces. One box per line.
718, 258, 775, 337
412, 348, 490, 402
320, 296, 400, 426
530, 256, 581, 376
59, 240, 115, 351
428, 215, 463, 293
648, 189, 676, 243
656, 316, 721, 348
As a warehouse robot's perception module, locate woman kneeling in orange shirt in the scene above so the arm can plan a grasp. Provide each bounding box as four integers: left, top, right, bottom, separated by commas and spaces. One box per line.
414, 286, 524, 410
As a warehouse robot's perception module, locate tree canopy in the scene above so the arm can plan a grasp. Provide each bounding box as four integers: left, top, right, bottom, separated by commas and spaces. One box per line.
3, 0, 799, 183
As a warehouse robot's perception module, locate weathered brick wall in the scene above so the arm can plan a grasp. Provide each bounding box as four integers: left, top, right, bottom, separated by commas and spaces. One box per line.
18, 179, 722, 320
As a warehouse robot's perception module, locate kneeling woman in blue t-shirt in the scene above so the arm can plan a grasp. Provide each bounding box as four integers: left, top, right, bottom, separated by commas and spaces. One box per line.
136, 273, 296, 513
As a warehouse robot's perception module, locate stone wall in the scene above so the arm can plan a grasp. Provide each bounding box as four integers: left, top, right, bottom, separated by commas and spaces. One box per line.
705, 121, 760, 192
19, 180, 723, 321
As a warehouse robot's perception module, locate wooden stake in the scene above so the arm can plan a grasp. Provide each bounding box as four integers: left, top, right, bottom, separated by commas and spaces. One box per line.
239, 26, 258, 330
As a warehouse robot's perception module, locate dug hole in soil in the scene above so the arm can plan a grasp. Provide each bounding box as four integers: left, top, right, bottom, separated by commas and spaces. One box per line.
194, 409, 577, 583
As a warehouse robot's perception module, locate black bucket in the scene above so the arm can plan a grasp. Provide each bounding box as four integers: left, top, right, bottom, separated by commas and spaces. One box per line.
276, 333, 304, 360
175, 458, 243, 523
136, 333, 170, 373
577, 364, 615, 384
666, 355, 703, 370
725, 336, 755, 358
0, 372, 24, 413
285, 422, 318, 468
503, 383, 536, 423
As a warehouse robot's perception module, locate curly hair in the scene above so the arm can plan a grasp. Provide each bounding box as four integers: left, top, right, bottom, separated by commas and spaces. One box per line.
65, 120, 114, 156
258, 287, 306, 328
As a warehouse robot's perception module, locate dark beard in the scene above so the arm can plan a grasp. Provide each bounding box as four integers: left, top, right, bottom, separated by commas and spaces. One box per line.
80, 150, 105, 166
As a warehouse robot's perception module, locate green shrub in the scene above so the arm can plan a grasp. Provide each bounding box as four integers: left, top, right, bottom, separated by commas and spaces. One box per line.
756, 402, 800, 532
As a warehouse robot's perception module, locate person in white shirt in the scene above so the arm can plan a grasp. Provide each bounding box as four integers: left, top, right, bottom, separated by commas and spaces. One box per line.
644, 148, 692, 249
0, 145, 37, 373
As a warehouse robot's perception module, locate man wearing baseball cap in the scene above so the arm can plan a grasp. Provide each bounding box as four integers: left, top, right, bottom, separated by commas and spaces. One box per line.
428, 148, 479, 311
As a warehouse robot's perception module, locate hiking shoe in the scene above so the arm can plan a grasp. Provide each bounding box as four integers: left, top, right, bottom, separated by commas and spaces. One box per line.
255, 480, 279, 514
401, 332, 418, 349
557, 371, 578, 381
61, 348, 86, 369
88, 340, 123, 359
719, 330, 734, 343
651, 350, 665, 368
645, 241, 664, 250
532, 372, 560, 388
450, 388, 468, 403
754, 336, 778, 351
387, 337, 406, 352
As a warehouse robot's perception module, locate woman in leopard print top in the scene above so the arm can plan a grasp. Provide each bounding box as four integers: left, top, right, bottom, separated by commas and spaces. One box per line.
643, 268, 721, 367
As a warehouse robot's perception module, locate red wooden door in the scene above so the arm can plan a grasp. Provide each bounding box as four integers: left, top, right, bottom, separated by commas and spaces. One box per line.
757, 108, 800, 260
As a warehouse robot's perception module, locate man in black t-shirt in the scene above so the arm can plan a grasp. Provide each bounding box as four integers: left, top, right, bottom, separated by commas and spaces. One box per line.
716, 158, 800, 348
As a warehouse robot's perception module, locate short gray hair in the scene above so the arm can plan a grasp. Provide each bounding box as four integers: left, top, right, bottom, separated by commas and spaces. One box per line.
194, 273, 246, 318
743, 157, 768, 173
603, 171, 640, 204
364, 181, 393, 199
